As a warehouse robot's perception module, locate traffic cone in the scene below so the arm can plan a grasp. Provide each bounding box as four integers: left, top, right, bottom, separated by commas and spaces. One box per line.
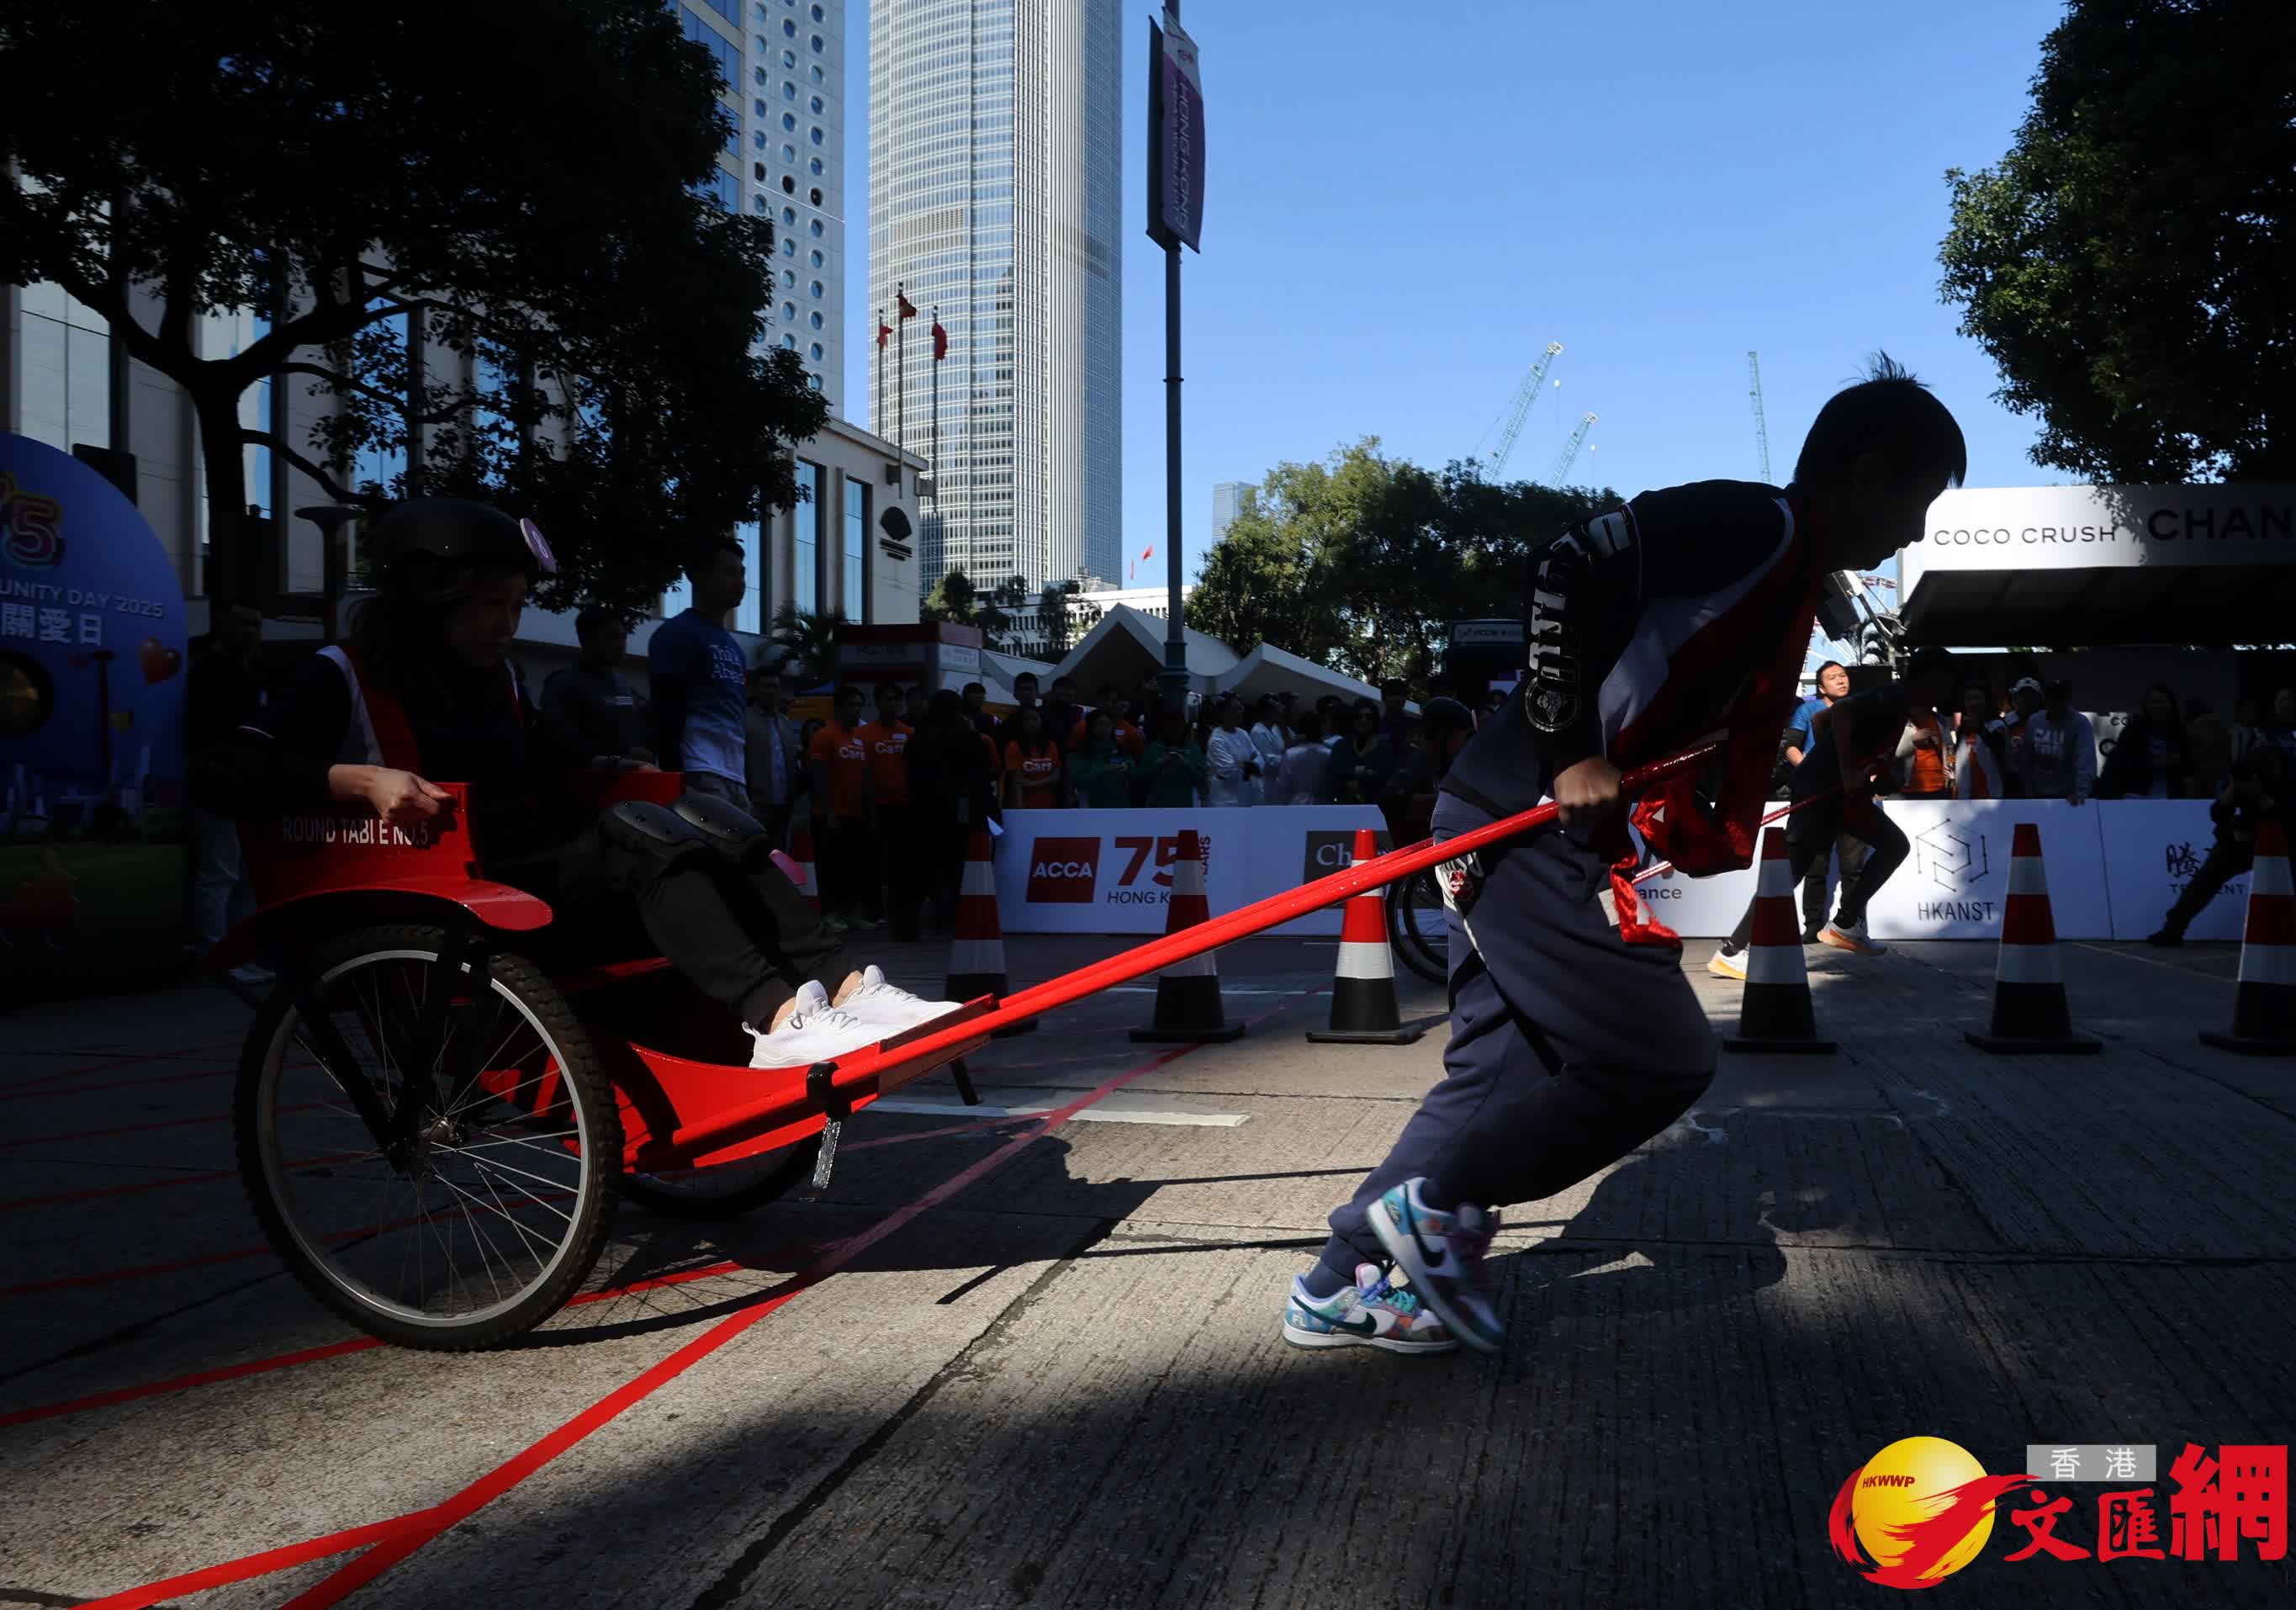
2200, 820, 2296, 1055
946, 828, 1034, 1035
779, 822, 821, 914
1966, 822, 2100, 1054
1307, 828, 1426, 1045
1131, 829, 1245, 1044
1722, 827, 1838, 1054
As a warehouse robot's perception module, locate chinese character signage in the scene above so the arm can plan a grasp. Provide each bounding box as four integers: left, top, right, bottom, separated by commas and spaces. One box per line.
0, 432, 188, 1000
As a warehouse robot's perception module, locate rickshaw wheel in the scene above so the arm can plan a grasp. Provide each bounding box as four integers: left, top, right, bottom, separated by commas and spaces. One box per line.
235, 923, 622, 1351
1386, 866, 1450, 985
620, 1137, 823, 1220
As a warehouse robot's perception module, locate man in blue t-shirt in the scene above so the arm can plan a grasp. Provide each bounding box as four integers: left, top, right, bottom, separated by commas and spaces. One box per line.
649, 537, 754, 809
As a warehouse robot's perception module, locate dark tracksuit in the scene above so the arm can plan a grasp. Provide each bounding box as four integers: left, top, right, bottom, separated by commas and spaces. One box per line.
1318, 481, 1821, 1284
2160, 783, 2286, 935
194, 650, 853, 1032
1723, 683, 1912, 951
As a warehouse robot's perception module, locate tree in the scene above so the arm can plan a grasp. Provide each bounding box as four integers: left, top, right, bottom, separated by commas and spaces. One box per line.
1192, 439, 1613, 686
0, 0, 828, 612
922, 567, 1029, 653
767, 604, 844, 687
1939, 0, 2296, 482
1037, 578, 1102, 659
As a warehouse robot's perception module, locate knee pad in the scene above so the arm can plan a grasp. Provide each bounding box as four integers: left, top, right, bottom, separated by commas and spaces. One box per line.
672, 792, 775, 870
596, 799, 715, 878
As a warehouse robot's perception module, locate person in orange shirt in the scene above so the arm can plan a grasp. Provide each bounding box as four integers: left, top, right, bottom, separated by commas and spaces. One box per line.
1894, 699, 1952, 799
860, 683, 922, 940
1004, 705, 1064, 810
808, 685, 876, 930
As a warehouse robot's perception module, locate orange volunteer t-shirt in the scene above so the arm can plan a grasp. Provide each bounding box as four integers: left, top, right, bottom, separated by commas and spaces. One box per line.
857, 719, 913, 808
809, 721, 870, 818
1004, 739, 1062, 808
1903, 712, 1949, 795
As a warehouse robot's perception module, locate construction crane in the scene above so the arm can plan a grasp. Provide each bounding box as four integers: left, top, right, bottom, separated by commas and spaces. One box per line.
1474, 342, 1564, 478
1551, 412, 1597, 485
1748, 351, 1773, 483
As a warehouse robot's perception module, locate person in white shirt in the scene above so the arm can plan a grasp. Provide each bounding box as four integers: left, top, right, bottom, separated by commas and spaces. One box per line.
1272, 712, 1336, 804
2017, 678, 2098, 804
1247, 695, 1288, 803
1204, 696, 1261, 807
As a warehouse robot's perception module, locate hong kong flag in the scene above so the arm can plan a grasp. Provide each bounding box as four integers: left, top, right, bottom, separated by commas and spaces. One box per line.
897, 292, 918, 320
932, 319, 948, 362
877, 318, 891, 349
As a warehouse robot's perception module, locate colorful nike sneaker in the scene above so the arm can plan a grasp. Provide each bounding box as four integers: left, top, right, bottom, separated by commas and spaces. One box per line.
1282, 1263, 1457, 1354
1368, 1178, 1505, 1354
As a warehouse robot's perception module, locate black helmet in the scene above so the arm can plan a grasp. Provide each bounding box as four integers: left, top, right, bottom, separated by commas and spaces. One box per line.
369, 498, 557, 581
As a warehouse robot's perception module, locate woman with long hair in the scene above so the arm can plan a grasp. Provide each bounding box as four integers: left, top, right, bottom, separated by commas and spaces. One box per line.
1070, 707, 1136, 808
2097, 683, 2190, 800
193, 499, 949, 1067
1950, 680, 2006, 800
1002, 703, 1062, 811
1330, 699, 1396, 807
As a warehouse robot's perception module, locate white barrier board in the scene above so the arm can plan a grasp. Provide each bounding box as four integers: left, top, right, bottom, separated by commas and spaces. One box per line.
991, 802, 2231, 943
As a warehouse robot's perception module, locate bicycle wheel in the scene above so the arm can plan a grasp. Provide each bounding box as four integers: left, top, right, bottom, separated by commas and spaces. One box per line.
621, 1136, 822, 1220
1387, 866, 1450, 985
235, 923, 622, 1351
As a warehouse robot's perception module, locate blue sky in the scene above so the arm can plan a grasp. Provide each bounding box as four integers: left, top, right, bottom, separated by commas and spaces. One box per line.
844, 0, 2074, 595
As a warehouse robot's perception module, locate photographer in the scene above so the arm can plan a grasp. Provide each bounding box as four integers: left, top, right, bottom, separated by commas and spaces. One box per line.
2149, 746, 2288, 947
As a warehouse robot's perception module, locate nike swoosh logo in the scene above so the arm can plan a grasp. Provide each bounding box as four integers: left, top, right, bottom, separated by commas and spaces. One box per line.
1333, 1312, 1379, 1337
1410, 1210, 1449, 1274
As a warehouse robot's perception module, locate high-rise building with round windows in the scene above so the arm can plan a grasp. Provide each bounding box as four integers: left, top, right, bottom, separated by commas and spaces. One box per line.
870, 0, 1121, 594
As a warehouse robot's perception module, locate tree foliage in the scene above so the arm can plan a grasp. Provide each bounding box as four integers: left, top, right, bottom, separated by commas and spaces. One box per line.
0, 0, 828, 612
1938, 0, 2295, 482
1190, 439, 1616, 686
921, 568, 1032, 654
767, 604, 844, 687
1037, 579, 1103, 660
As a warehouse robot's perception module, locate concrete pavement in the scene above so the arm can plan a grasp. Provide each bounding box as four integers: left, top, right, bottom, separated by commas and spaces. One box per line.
2, 933, 2292, 1608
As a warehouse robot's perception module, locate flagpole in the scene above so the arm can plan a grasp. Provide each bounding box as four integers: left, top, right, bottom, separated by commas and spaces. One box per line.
930, 307, 941, 511
876, 307, 885, 437
897, 282, 907, 454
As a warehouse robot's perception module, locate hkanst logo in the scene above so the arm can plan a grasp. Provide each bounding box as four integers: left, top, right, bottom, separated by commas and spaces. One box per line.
1026, 836, 1099, 903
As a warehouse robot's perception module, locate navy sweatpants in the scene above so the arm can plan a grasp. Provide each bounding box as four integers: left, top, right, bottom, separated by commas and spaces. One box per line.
1320, 792, 1717, 1277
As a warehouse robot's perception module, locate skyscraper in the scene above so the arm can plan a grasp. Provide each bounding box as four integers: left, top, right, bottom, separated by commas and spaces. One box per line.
1211, 479, 1246, 544
870, 0, 1122, 595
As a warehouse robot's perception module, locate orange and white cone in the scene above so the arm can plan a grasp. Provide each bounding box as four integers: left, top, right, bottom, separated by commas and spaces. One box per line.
1308, 828, 1425, 1045
1965, 822, 2100, 1054
2200, 819, 2296, 1056
779, 822, 821, 914
1723, 827, 1837, 1053
1131, 829, 1245, 1044
945, 828, 1033, 1035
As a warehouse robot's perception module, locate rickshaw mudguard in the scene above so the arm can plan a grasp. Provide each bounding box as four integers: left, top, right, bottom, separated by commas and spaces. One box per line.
615, 998, 998, 1172
205, 879, 555, 972
216, 785, 553, 971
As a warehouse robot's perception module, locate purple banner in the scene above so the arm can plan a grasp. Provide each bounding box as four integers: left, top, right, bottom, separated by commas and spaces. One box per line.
1155, 17, 1204, 252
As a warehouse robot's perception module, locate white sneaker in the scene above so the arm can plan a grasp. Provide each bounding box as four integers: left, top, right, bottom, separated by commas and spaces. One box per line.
834, 965, 959, 1034
749, 980, 881, 1068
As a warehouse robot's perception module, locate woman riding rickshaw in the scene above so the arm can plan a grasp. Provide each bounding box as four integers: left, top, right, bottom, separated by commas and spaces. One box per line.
192, 497, 948, 1068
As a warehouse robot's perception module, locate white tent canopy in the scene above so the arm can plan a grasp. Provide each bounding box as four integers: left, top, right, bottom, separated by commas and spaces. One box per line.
1053, 605, 1238, 697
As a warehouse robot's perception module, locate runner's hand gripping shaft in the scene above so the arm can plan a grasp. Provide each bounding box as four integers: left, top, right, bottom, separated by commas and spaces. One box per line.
1627, 786, 1844, 887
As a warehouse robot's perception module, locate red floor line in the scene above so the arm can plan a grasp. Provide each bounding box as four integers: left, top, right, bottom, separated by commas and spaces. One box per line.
0, 1067, 236, 1104
0, 1036, 243, 1094
0, 1258, 755, 1431
0, 1339, 383, 1431
96, 988, 1312, 1610
75, 1513, 430, 1610
0, 1150, 366, 1214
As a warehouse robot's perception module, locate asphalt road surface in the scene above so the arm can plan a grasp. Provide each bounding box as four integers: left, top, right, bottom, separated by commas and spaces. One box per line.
3, 933, 2292, 1609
